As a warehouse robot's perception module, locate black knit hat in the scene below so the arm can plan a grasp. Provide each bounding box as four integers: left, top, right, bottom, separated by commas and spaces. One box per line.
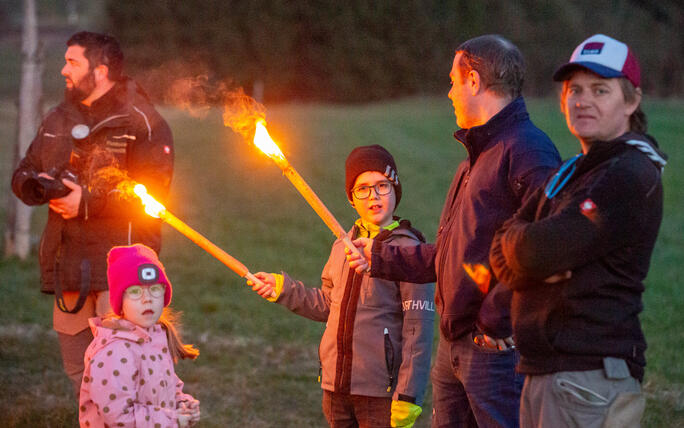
345, 144, 401, 206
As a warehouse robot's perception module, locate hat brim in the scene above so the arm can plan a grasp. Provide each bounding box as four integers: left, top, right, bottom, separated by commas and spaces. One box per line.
553, 61, 624, 82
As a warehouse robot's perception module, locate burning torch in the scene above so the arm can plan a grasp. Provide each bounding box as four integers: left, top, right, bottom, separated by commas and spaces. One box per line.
252, 120, 366, 264
133, 184, 274, 296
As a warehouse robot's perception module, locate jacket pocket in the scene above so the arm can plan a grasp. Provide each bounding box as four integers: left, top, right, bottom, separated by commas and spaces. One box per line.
511, 292, 558, 356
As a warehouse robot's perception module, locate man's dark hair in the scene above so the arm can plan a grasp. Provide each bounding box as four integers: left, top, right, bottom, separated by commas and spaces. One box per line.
456, 35, 524, 99
67, 31, 124, 81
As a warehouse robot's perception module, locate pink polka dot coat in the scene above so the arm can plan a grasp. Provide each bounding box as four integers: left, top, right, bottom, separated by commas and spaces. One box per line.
79, 317, 195, 427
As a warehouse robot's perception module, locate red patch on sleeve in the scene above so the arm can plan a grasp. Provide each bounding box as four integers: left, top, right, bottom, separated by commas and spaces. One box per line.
580, 198, 598, 221
580, 198, 596, 213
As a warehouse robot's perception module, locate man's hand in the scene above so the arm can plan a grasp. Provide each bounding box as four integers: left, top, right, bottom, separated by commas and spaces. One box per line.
346, 237, 373, 274
48, 179, 81, 219
474, 334, 515, 351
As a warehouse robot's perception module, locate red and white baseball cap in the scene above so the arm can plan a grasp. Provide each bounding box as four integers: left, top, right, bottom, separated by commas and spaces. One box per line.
553, 34, 641, 88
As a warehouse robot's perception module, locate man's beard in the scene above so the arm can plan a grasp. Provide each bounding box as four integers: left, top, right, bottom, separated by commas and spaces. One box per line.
65, 70, 96, 104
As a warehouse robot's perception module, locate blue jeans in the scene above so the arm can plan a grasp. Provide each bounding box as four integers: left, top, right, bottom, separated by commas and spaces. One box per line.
431, 332, 524, 428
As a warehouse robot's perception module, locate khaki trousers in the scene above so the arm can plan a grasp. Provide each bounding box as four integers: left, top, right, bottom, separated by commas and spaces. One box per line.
53, 291, 110, 397
520, 368, 645, 428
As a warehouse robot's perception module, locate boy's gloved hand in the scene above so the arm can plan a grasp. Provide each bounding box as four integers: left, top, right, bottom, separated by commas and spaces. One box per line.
391, 400, 422, 427
248, 273, 284, 302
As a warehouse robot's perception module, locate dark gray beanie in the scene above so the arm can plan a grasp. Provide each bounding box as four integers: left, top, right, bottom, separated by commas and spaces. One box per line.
345, 144, 401, 206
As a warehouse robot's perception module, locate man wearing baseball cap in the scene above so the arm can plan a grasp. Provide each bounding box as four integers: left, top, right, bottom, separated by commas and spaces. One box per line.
490, 34, 667, 427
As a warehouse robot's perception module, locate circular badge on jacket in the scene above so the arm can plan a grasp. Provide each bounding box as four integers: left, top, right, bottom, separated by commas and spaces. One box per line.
71, 124, 90, 140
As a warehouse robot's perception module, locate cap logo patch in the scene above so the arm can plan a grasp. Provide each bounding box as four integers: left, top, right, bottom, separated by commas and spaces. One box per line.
138, 264, 159, 284
384, 165, 399, 184
581, 42, 604, 55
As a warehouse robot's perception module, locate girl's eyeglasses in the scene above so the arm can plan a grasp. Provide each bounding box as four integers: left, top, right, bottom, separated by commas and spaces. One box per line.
124, 284, 165, 300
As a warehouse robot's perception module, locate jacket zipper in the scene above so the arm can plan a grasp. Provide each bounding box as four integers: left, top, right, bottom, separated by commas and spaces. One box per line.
383, 327, 395, 392
435, 168, 470, 320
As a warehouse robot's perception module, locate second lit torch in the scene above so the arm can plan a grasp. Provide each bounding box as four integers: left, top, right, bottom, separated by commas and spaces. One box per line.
252, 120, 366, 264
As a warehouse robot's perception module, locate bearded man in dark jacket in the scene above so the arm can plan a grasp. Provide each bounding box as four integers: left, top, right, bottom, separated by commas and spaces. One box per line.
12, 31, 174, 396
489, 34, 666, 427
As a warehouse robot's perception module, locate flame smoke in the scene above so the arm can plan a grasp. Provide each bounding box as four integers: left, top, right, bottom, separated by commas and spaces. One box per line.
79, 148, 139, 202
166, 75, 228, 119
222, 87, 266, 139
140, 60, 267, 137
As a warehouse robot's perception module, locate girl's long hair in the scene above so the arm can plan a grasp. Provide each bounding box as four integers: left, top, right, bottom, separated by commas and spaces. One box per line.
159, 307, 199, 363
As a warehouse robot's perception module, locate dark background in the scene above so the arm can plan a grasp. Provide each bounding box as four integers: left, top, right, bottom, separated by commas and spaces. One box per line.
1, 0, 683, 103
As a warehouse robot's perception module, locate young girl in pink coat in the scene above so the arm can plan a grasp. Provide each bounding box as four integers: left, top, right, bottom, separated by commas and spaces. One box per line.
79, 244, 200, 428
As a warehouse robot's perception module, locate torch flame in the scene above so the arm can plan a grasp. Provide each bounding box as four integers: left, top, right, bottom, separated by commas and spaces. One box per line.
253, 120, 285, 161
133, 184, 166, 218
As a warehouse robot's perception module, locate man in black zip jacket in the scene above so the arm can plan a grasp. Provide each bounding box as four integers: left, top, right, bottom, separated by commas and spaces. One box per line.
489, 34, 666, 427
348, 35, 561, 427
12, 31, 174, 397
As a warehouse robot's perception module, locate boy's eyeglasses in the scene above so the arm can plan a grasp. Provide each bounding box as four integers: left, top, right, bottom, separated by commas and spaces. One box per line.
125, 284, 165, 300
352, 181, 393, 199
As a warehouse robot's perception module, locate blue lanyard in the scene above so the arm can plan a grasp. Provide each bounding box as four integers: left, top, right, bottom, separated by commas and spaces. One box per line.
544, 154, 582, 199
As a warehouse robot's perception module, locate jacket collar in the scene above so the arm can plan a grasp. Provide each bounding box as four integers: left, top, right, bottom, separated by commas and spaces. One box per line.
58, 79, 130, 126
545, 132, 667, 199
454, 97, 528, 163
580, 132, 667, 173
88, 316, 163, 348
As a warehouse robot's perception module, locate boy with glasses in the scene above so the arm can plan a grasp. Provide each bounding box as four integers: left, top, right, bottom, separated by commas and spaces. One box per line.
250, 145, 435, 428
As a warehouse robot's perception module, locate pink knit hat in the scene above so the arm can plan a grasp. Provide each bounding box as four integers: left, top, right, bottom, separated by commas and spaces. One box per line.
107, 244, 172, 316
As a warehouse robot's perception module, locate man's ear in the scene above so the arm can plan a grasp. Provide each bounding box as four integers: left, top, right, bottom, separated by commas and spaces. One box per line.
93, 64, 109, 82
468, 69, 482, 95
626, 87, 642, 116
349, 199, 355, 208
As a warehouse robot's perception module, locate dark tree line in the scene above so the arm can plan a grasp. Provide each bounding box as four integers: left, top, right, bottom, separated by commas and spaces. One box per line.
107, 0, 684, 103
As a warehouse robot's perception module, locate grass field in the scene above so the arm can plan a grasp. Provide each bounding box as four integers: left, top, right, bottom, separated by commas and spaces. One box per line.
1, 96, 682, 427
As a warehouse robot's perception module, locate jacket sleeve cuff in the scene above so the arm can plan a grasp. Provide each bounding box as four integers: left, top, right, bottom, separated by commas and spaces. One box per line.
396, 393, 416, 404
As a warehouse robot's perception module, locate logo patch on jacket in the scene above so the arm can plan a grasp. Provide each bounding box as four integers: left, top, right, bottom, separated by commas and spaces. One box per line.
402, 300, 435, 312
580, 198, 598, 221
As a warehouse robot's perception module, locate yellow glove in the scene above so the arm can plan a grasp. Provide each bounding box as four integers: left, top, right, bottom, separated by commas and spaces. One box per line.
391, 400, 422, 428
266, 273, 284, 302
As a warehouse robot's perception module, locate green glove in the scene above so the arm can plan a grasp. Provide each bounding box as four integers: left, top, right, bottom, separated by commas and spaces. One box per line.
391, 400, 422, 428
